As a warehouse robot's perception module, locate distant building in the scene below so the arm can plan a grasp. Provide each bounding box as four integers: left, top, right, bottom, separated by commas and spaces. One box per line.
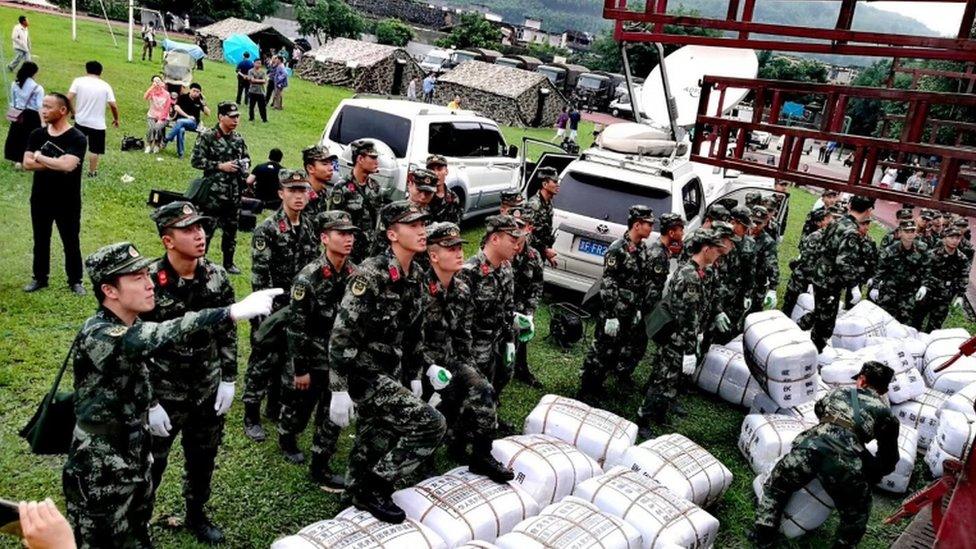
561, 29, 593, 51
828, 66, 859, 85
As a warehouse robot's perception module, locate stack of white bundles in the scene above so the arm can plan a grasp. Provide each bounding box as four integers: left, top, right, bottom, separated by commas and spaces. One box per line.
391, 467, 540, 547
749, 391, 818, 426
573, 466, 721, 548
923, 328, 976, 395
744, 311, 820, 408
866, 425, 919, 494
819, 354, 863, 390
494, 496, 641, 549
522, 395, 637, 467
457, 543, 499, 549
817, 378, 831, 398
752, 471, 834, 539
888, 368, 928, 405
615, 433, 733, 508
270, 507, 446, 549
491, 434, 602, 506
890, 388, 948, 451
725, 334, 744, 354
738, 414, 811, 474
789, 292, 815, 324
924, 409, 976, 476
865, 336, 927, 371
694, 345, 762, 408
940, 381, 976, 420
831, 300, 901, 351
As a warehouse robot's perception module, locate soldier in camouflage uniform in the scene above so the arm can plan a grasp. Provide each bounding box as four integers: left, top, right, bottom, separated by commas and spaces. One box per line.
750, 205, 780, 312
842, 213, 878, 310
328, 139, 384, 262
64, 242, 276, 548
647, 213, 685, 309
277, 211, 359, 491
874, 220, 930, 326
499, 189, 524, 215
640, 230, 726, 434
509, 206, 545, 388
190, 101, 250, 274
771, 180, 789, 237
922, 210, 945, 250
141, 202, 236, 544
416, 222, 514, 482
753, 361, 900, 548
880, 208, 915, 249
916, 226, 970, 331
714, 206, 757, 340
801, 189, 840, 237
329, 201, 445, 523
527, 166, 559, 266
809, 196, 875, 351
783, 208, 832, 318
302, 144, 340, 218
952, 216, 974, 262
406, 168, 437, 214
242, 170, 320, 442
457, 215, 524, 432
579, 206, 654, 403
426, 154, 463, 225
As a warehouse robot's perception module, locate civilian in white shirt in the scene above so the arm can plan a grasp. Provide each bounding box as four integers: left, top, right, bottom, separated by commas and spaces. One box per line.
8, 15, 30, 72
67, 60, 119, 178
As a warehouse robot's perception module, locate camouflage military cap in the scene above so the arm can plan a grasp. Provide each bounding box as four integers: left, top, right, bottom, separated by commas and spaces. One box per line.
151, 201, 212, 232
628, 204, 654, 224
711, 220, 735, 239
745, 191, 763, 207
730, 205, 754, 227
278, 169, 312, 189
895, 208, 914, 221
380, 200, 429, 227
485, 214, 526, 237
809, 208, 830, 223
86, 242, 153, 286
427, 222, 466, 247
852, 360, 894, 393
302, 144, 338, 165
409, 167, 437, 192
350, 139, 379, 159
823, 189, 840, 197
944, 226, 964, 237
509, 205, 532, 223
706, 204, 731, 222
500, 189, 524, 206
763, 195, 779, 208
537, 166, 559, 181
217, 101, 240, 117
953, 217, 970, 228
898, 220, 918, 232
315, 210, 357, 233
425, 154, 448, 168
688, 228, 723, 251
920, 209, 936, 220
659, 212, 685, 231
828, 204, 847, 216
751, 205, 769, 219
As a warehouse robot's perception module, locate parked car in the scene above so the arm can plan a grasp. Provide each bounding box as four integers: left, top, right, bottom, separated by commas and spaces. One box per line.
420, 49, 451, 74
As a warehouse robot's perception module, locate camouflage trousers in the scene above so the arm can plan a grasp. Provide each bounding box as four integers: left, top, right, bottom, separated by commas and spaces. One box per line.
199, 200, 239, 268
439, 364, 498, 443
810, 284, 841, 352
638, 344, 682, 421
346, 375, 446, 497
917, 293, 953, 333
755, 445, 872, 548
473, 338, 511, 400
277, 370, 341, 462
877, 290, 921, 328
781, 277, 807, 320
242, 321, 286, 411
149, 392, 225, 511
63, 426, 154, 548
580, 313, 647, 391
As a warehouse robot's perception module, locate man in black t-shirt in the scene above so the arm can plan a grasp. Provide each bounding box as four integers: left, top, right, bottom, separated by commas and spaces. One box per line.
23, 93, 88, 295
246, 148, 283, 208
163, 83, 210, 158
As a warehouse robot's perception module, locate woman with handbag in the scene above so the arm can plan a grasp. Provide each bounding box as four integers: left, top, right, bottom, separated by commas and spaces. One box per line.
4, 61, 43, 168
142, 75, 173, 153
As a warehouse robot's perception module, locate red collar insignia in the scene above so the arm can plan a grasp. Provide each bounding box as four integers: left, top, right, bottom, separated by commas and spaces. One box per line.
696, 268, 706, 279
627, 243, 636, 253
428, 281, 439, 295
389, 265, 400, 282
480, 263, 490, 276
346, 265, 355, 275
322, 264, 332, 278
309, 190, 318, 201
278, 219, 288, 233
347, 182, 356, 192
158, 269, 169, 287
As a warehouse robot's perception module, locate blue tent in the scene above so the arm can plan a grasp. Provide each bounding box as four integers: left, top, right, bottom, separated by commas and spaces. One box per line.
223, 34, 259, 66
161, 39, 205, 61
782, 101, 806, 120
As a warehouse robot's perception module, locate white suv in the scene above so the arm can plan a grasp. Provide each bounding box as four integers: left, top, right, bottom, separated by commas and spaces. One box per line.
321, 97, 521, 219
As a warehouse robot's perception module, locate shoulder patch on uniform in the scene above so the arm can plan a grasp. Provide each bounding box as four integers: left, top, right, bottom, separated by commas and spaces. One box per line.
606, 255, 616, 267
106, 325, 127, 337
291, 285, 306, 301
278, 219, 288, 233
350, 277, 368, 296
654, 263, 664, 274
254, 237, 267, 251
322, 264, 333, 278
332, 194, 342, 204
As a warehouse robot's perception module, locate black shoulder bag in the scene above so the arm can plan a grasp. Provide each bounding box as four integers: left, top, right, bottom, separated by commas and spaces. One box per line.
19, 337, 79, 455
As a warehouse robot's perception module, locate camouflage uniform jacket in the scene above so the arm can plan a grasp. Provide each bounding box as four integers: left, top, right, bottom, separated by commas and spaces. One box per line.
457, 250, 516, 348
646, 239, 674, 310
880, 227, 898, 250
288, 254, 357, 377
662, 260, 708, 356
512, 243, 545, 316
876, 242, 930, 298
526, 193, 555, 254
328, 249, 425, 399
251, 207, 320, 310
814, 214, 864, 289
919, 231, 941, 252
598, 235, 651, 322
923, 245, 969, 299
415, 272, 474, 374
141, 256, 236, 405
305, 188, 327, 219
959, 237, 974, 262
789, 228, 824, 287
72, 306, 230, 431
852, 234, 879, 286
717, 235, 756, 310
328, 173, 382, 254
801, 207, 825, 237
190, 126, 249, 210
428, 188, 463, 225
753, 229, 780, 292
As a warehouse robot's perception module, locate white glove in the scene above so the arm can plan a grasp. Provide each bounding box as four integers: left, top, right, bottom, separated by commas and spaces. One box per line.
213, 381, 235, 416
505, 342, 516, 365
605, 318, 620, 337
148, 404, 172, 437
869, 288, 879, 301
952, 297, 964, 309
763, 289, 777, 309
428, 393, 442, 408
635, 310, 642, 323
329, 391, 355, 427
513, 312, 535, 332
915, 286, 928, 301
867, 278, 874, 288
743, 298, 752, 311
410, 379, 423, 398
849, 286, 862, 305
426, 364, 452, 391
682, 354, 697, 375
229, 288, 284, 321
713, 312, 730, 332
807, 284, 814, 294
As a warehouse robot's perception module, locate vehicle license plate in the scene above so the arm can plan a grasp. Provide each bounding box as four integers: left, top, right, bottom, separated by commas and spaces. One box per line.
578, 238, 608, 257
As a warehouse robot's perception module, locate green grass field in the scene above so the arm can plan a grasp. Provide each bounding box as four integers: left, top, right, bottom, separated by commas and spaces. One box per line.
0, 6, 972, 548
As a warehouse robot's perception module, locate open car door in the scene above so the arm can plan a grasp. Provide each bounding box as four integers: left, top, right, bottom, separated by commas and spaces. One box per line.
519, 137, 575, 200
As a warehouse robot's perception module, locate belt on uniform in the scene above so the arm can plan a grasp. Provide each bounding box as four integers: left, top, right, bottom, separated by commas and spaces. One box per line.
77, 416, 147, 436
821, 415, 854, 431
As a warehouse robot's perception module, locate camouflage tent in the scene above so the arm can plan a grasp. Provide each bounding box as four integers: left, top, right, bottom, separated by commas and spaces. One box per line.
433, 61, 568, 128
296, 38, 424, 97
195, 18, 293, 62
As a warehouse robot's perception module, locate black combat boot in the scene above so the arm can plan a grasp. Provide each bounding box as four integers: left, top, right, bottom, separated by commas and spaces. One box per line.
468, 439, 515, 483
185, 504, 224, 545
309, 454, 346, 493
514, 347, 544, 388
748, 524, 779, 549
352, 475, 405, 524
278, 433, 305, 464
576, 372, 607, 405
243, 403, 266, 442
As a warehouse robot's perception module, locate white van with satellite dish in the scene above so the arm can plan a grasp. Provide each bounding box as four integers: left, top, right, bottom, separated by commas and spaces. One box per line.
321, 97, 521, 219
531, 45, 784, 293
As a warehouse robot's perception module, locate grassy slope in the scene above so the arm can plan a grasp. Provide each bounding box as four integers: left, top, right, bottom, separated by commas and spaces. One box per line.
0, 7, 971, 548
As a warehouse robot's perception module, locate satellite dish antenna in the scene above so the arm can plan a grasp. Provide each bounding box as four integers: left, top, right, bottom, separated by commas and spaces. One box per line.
641, 46, 758, 129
